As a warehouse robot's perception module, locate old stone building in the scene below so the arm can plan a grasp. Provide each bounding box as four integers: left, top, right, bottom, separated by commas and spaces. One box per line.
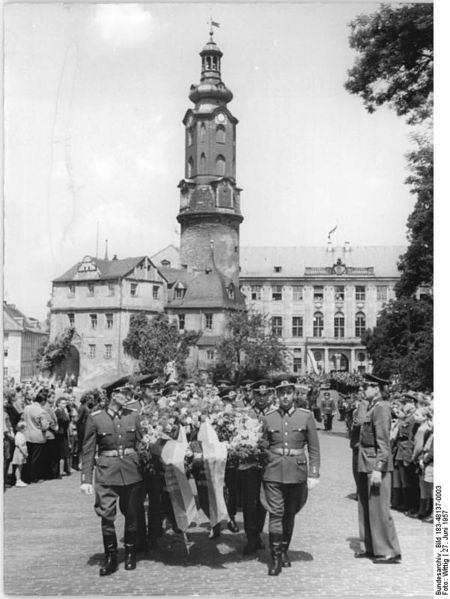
49, 31, 407, 385
3, 302, 48, 382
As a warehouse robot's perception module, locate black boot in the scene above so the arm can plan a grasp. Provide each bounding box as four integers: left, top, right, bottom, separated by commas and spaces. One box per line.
99, 544, 118, 577
281, 541, 291, 567
209, 523, 221, 539
267, 534, 282, 576
227, 517, 239, 533
124, 544, 137, 571
243, 536, 258, 555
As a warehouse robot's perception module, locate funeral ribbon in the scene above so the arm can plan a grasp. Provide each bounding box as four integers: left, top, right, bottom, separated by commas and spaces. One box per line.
197, 418, 229, 527
161, 426, 197, 534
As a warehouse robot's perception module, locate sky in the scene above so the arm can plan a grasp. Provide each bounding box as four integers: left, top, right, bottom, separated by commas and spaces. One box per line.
4, 2, 425, 320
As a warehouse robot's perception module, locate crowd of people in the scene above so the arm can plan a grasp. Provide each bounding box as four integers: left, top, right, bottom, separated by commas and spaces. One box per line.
3, 370, 433, 574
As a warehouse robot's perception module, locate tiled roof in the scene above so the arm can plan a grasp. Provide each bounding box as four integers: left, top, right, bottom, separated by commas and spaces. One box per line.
239, 246, 406, 279
53, 256, 147, 282
163, 266, 245, 310
3, 302, 47, 334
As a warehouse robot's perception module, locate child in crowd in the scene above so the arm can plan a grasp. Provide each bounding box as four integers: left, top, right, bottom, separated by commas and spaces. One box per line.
12, 421, 28, 487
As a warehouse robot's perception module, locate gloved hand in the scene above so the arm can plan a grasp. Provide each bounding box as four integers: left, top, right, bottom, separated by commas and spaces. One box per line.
307, 477, 320, 490
80, 483, 93, 495
369, 470, 382, 486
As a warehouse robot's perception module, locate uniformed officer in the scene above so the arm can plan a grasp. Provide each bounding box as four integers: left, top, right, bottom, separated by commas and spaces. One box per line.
80, 381, 144, 576
261, 380, 320, 576
355, 373, 401, 564
318, 384, 337, 431
240, 380, 272, 555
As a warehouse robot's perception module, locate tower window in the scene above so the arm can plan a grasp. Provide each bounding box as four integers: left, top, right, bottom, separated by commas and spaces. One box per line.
187, 128, 193, 146
153, 286, 159, 300
187, 157, 194, 178
334, 313, 345, 338
200, 152, 206, 173
216, 155, 226, 176
205, 314, 213, 330
216, 125, 226, 144
68, 313, 75, 327
227, 283, 235, 300
199, 123, 206, 142
178, 314, 185, 330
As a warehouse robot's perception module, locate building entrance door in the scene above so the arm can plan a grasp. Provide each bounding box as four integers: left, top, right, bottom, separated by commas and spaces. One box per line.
331, 352, 349, 372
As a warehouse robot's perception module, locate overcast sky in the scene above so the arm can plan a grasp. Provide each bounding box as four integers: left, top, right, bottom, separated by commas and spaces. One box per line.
4, 2, 425, 319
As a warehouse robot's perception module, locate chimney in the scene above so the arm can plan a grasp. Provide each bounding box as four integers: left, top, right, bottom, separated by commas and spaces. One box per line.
112, 254, 118, 261
104, 239, 109, 261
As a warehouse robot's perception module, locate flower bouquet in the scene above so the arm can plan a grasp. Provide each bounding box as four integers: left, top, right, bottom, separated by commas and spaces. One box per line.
227, 414, 268, 469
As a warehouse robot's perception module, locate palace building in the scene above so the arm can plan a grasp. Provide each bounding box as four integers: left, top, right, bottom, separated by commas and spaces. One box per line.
49, 31, 406, 386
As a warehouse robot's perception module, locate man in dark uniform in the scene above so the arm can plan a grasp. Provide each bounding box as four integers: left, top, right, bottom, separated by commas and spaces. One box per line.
318, 385, 337, 431
240, 380, 272, 555
80, 380, 144, 576
261, 380, 320, 576
355, 373, 401, 564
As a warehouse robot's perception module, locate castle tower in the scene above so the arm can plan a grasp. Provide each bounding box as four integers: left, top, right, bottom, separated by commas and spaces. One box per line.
177, 29, 243, 284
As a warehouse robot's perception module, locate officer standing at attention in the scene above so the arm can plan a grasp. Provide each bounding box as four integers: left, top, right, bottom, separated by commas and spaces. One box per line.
261, 380, 320, 576
80, 381, 144, 576
355, 373, 401, 564
240, 380, 272, 555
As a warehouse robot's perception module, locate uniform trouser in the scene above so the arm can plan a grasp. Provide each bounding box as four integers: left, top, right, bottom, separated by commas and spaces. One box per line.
43, 439, 59, 479
352, 448, 359, 492
358, 472, 401, 557
323, 414, 334, 430
94, 481, 145, 549
241, 467, 266, 539
25, 442, 46, 483
225, 467, 239, 518
143, 472, 164, 540
263, 481, 308, 545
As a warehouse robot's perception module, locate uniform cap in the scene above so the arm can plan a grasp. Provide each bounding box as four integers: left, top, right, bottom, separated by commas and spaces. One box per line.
102, 375, 131, 396
252, 379, 272, 394
275, 380, 295, 392
363, 373, 390, 386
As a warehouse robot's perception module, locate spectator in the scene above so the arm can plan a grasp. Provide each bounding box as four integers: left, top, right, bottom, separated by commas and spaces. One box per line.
22, 389, 50, 484
3, 407, 15, 489
76, 393, 91, 465
12, 422, 28, 487
55, 397, 71, 477
42, 395, 59, 479
68, 410, 79, 471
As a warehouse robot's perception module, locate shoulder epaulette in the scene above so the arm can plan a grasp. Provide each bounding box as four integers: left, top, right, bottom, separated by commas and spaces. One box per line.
299, 408, 311, 414
90, 410, 102, 416
265, 408, 277, 415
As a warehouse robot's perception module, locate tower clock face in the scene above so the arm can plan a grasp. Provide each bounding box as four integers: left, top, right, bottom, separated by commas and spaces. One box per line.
215, 113, 226, 124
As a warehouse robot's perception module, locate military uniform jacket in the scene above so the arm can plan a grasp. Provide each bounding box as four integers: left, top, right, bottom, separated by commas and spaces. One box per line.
393, 415, 416, 463
358, 399, 393, 473
318, 397, 336, 415
81, 407, 143, 486
261, 407, 320, 484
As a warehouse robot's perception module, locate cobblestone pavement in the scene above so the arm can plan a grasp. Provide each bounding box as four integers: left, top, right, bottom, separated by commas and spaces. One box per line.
3, 419, 434, 597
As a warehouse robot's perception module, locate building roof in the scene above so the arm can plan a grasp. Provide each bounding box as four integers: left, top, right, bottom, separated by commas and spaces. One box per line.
239, 246, 406, 279
162, 265, 245, 310
53, 256, 148, 283
3, 302, 47, 334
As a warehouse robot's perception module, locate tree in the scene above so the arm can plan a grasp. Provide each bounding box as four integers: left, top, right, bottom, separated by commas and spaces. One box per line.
362, 297, 433, 391
212, 310, 288, 382
345, 3, 433, 125
396, 136, 433, 297
123, 312, 201, 380
37, 327, 75, 373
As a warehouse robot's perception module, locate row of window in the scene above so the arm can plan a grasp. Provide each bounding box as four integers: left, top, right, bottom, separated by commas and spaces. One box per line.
270, 312, 366, 338
249, 285, 389, 302
188, 124, 226, 146
67, 283, 161, 299
88, 344, 112, 359
187, 155, 226, 178
68, 313, 114, 329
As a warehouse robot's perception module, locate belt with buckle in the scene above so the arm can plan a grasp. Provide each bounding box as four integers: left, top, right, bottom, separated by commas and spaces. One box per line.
271, 448, 304, 457
100, 448, 136, 458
